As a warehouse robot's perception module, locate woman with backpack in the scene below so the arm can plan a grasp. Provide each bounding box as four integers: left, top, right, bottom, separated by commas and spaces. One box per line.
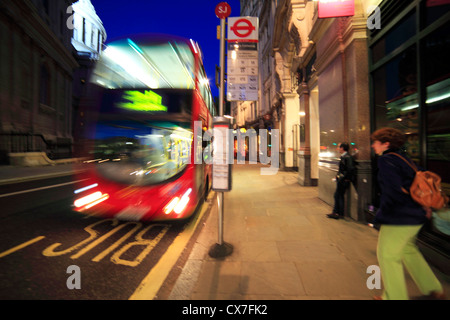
371, 127, 445, 300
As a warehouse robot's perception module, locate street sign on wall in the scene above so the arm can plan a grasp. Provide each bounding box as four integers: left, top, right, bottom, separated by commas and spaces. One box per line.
227, 17, 259, 102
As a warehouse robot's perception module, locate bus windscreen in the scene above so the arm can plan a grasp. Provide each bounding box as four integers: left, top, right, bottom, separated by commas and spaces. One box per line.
92, 118, 193, 186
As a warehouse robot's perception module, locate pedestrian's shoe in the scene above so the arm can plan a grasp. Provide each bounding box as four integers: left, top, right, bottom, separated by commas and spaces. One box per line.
428, 291, 446, 300
326, 213, 340, 219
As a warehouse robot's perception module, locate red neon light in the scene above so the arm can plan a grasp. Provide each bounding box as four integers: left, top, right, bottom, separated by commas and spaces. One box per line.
427, 0, 450, 6
318, 0, 355, 19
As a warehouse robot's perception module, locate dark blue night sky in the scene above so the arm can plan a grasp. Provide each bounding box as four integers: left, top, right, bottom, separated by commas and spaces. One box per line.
91, 0, 242, 98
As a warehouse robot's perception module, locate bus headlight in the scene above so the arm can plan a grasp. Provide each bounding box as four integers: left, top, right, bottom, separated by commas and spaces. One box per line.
163, 188, 192, 215
74, 191, 109, 210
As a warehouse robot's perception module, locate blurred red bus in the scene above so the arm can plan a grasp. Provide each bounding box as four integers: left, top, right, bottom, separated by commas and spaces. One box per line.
73, 34, 215, 221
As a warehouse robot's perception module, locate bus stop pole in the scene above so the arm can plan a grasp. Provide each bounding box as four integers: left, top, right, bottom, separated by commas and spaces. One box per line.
219, 18, 225, 117
218, 17, 225, 246
208, 17, 233, 258
218, 191, 224, 245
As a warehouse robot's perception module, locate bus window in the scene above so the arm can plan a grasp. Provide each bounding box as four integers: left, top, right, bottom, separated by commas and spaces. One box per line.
93, 120, 192, 185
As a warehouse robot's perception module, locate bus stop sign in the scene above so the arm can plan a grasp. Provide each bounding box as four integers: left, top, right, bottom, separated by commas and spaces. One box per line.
215, 2, 231, 19
212, 116, 232, 192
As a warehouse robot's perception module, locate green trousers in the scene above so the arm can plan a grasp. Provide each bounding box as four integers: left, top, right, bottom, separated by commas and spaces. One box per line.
377, 224, 443, 300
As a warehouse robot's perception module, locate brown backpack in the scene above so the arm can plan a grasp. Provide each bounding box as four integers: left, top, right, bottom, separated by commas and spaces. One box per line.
388, 153, 449, 210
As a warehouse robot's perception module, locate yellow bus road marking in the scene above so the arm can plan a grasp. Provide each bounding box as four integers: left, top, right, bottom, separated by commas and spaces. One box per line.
1, 218, 171, 269
110, 224, 170, 267
70, 221, 138, 260
43, 219, 114, 257
129, 193, 214, 300
0, 236, 45, 258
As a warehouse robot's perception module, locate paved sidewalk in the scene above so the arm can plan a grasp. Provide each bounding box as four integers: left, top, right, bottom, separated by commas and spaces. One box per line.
168, 163, 449, 300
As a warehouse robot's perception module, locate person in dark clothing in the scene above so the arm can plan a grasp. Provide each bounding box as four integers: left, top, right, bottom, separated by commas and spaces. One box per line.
327, 142, 355, 219
371, 127, 444, 300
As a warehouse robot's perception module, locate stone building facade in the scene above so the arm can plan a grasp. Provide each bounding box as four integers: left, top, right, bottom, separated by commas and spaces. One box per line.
71, 0, 106, 152
0, 0, 78, 162
0, 0, 106, 164
236, 0, 379, 220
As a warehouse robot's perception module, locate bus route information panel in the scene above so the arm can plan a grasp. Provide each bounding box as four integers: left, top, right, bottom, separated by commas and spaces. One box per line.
212, 118, 232, 192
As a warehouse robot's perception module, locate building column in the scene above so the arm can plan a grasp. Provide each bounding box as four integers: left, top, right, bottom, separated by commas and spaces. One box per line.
281, 92, 299, 169
297, 81, 312, 185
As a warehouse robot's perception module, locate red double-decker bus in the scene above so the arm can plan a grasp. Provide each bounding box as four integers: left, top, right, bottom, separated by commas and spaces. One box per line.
73, 34, 216, 221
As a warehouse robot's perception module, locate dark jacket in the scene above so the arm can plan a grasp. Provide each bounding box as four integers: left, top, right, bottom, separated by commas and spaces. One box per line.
374, 148, 427, 225
337, 152, 355, 183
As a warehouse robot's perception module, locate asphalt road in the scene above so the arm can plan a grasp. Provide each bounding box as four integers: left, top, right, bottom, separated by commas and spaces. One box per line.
0, 175, 205, 299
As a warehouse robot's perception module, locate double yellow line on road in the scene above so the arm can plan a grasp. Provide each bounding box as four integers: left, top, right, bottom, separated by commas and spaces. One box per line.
129, 191, 214, 300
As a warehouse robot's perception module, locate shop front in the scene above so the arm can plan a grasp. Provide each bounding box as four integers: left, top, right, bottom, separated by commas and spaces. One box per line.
368, 0, 450, 273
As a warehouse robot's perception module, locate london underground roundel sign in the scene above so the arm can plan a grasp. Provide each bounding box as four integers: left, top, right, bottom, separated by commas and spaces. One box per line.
227, 17, 258, 42
230, 18, 255, 38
